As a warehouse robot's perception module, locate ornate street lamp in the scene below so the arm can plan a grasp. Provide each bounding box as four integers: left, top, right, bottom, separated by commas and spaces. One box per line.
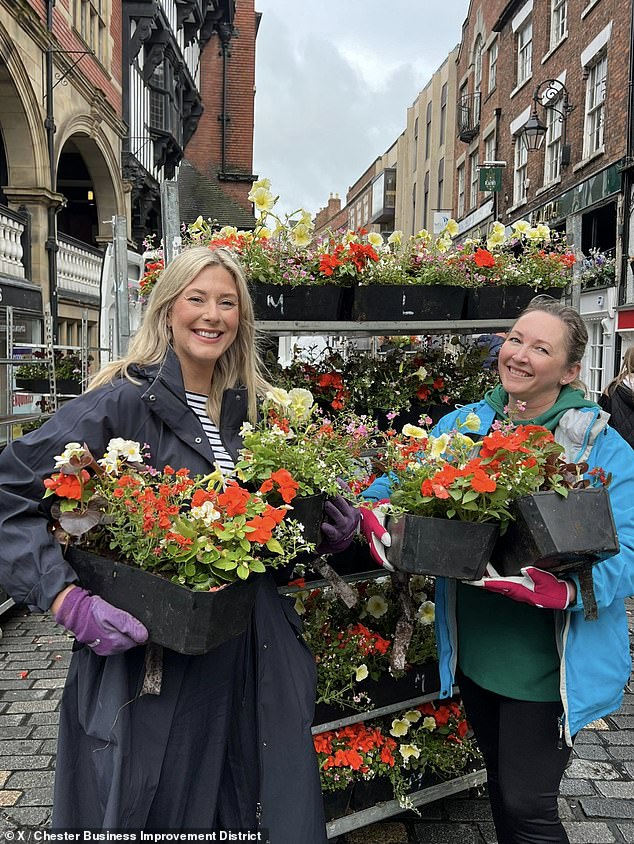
520, 79, 575, 163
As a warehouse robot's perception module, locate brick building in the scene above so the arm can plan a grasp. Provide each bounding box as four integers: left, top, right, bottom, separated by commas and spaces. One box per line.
453, 0, 633, 393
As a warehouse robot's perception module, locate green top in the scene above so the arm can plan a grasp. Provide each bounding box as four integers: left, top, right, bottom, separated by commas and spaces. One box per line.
456, 384, 596, 701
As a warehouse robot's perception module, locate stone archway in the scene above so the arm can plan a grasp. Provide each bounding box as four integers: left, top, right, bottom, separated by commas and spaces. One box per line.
55, 120, 125, 247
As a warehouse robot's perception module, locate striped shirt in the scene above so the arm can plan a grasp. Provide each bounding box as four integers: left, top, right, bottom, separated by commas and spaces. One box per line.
185, 391, 235, 476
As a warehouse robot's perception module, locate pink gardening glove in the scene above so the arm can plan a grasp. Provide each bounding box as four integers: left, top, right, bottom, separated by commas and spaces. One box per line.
359, 501, 394, 570
469, 565, 572, 610
54, 587, 149, 656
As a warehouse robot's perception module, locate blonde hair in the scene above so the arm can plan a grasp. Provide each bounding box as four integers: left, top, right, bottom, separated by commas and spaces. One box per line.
605, 347, 634, 394
89, 246, 272, 423
519, 295, 588, 393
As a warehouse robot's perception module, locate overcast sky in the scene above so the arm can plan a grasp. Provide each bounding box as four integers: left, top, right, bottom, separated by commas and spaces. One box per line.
252, 1, 471, 218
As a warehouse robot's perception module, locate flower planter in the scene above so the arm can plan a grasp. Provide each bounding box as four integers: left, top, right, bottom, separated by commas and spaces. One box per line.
464, 285, 562, 320
250, 283, 351, 320
491, 487, 619, 576
386, 514, 499, 580
65, 547, 261, 655
349, 776, 394, 810
352, 285, 466, 321
322, 784, 354, 821
289, 493, 326, 545
365, 661, 441, 708
15, 377, 81, 395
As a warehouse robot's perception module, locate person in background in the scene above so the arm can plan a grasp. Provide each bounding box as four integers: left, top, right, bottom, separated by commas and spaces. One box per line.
361, 297, 634, 844
598, 346, 634, 450
0, 246, 358, 840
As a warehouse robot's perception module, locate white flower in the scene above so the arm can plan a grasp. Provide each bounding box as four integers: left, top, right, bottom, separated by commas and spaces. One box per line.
399, 743, 421, 761
390, 718, 410, 737
239, 422, 254, 436
366, 595, 388, 618
415, 366, 428, 381
53, 442, 85, 468
417, 600, 435, 625
105, 438, 143, 463
191, 500, 222, 527
404, 709, 422, 723
355, 664, 369, 682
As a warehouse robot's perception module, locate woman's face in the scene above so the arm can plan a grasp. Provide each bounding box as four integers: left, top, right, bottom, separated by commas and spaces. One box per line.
167, 264, 240, 392
498, 310, 580, 413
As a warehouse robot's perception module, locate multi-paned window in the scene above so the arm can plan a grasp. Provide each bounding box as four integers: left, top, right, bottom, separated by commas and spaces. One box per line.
425, 100, 432, 160
73, 0, 106, 62
513, 139, 528, 205
488, 39, 498, 93
469, 150, 479, 210
517, 19, 532, 86
149, 59, 183, 144
437, 157, 445, 208
484, 133, 496, 167
584, 54, 607, 157
544, 103, 562, 183
473, 35, 483, 125
413, 117, 418, 171
439, 83, 447, 145
457, 164, 465, 218
585, 321, 605, 401
551, 0, 567, 47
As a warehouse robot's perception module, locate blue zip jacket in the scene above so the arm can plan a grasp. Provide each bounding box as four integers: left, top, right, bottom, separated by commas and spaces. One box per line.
364, 400, 634, 745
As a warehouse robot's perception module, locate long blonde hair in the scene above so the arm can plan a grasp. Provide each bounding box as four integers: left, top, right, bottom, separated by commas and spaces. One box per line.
89, 246, 272, 423
604, 347, 634, 395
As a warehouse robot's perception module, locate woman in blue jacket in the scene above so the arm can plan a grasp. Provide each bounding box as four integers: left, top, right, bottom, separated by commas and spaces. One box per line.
0, 247, 358, 840
364, 297, 634, 844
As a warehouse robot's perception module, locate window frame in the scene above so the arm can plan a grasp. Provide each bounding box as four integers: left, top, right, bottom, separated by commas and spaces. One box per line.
584, 54, 607, 157
513, 140, 528, 205
550, 0, 568, 48
517, 19, 533, 86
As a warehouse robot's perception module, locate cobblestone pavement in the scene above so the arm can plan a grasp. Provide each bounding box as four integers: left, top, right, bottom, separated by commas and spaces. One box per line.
1, 601, 633, 844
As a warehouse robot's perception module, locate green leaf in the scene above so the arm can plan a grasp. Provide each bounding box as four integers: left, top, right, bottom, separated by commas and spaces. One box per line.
265, 538, 284, 554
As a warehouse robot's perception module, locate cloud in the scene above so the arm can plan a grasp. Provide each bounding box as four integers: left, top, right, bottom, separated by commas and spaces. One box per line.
253, 0, 469, 216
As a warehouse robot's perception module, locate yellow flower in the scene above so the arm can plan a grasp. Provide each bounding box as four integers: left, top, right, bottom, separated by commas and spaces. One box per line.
512, 219, 531, 236
366, 595, 389, 618
404, 709, 422, 723
368, 231, 384, 248
430, 433, 450, 458
399, 743, 421, 761
390, 718, 410, 737
294, 596, 305, 615
355, 664, 369, 682
290, 222, 313, 248
266, 387, 291, 407
444, 219, 459, 237
526, 226, 543, 241
463, 412, 482, 432
256, 227, 272, 241
218, 225, 238, 238
535, 223, 551, 241
422, 716, 437, 731
250, 177, 271, 192
416, 229, 431, 242
288, 388, 314, 420
249, 186, 276, 214
299, 209, 313, 226
388, 230, 403, 245
402, 423, 427, 439
436, 234, 452, 253
417, 600, 435, 625
415, 366, 429, 381
453, 433, 475, 449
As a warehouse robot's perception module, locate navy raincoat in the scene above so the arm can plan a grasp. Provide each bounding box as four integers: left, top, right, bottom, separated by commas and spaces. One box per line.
0, 350, 327, 841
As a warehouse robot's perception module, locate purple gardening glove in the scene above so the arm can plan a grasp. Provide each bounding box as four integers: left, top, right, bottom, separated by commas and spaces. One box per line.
467, 564, 573, 610
316, 495, 360, 555
54, 587, 149, 656
359, 500, 394, 571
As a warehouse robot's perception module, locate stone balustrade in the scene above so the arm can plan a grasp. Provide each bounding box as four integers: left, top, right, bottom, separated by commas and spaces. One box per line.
57, 234, 103, 298
0, 208, 26, 279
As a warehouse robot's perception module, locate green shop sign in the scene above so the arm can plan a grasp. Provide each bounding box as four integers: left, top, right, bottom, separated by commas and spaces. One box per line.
479, 167, 502, 192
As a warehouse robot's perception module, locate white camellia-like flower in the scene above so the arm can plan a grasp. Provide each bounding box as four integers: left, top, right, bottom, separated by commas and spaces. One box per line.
355, 664, 369, 682
389, 718, 410, 738
53, 442, 84, 468
366, 595, 389, 619
399, 744, 421, 761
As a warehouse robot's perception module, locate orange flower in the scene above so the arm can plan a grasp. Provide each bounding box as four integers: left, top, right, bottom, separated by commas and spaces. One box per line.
473, 248, 495, 268
43, 470, 90, 500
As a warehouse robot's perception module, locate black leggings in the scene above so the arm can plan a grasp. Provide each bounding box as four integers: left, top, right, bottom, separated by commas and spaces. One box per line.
457, 670, 572, 844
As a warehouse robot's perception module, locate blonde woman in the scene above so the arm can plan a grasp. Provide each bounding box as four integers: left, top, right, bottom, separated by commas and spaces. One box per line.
0, 246, 356, 840
598, 347, 634, 449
